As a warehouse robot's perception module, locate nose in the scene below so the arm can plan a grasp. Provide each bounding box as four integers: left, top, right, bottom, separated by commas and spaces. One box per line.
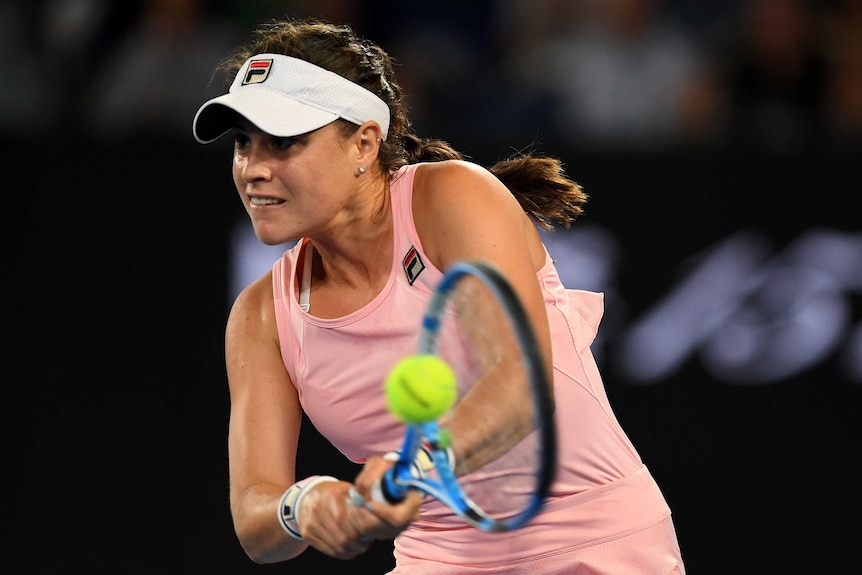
240, 143, 272, 183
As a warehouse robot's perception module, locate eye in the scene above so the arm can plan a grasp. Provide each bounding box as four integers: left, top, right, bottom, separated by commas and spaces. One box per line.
233, 132, 251, 148
271, 136, 295, 151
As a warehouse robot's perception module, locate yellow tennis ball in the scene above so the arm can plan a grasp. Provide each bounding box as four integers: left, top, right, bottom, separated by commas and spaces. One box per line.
385, 355, 457, 423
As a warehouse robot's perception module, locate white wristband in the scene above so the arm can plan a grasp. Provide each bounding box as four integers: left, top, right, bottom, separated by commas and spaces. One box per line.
278, 475, 339, 540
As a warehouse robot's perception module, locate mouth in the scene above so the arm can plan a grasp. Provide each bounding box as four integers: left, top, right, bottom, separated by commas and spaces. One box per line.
249, 196, 284, 206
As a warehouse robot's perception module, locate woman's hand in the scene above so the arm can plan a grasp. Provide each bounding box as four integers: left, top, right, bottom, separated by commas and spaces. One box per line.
297, 461, 422, 560
296, 479, 374, 560
351, 455, 424, 540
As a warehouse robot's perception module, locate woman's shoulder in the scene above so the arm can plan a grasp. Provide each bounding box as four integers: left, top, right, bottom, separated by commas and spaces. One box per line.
413, 159, 501, 197
229, 269, 275, 323
415, 158, 488, 177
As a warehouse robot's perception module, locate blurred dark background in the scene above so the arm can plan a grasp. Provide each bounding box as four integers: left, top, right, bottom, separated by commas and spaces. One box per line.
4, 0, 861, 573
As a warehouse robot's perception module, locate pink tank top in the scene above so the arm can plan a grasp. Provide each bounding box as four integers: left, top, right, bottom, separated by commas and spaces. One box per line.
272, 163, 672, 566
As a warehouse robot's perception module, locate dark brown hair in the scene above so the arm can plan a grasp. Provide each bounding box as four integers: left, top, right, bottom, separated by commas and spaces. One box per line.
213, 18, 588, 229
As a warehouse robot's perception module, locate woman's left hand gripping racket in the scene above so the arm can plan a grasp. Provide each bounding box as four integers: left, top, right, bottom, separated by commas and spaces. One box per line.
351, 260, 557, 532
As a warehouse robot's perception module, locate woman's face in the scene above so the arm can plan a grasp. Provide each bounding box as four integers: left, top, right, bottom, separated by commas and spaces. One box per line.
231, 120, 358, 246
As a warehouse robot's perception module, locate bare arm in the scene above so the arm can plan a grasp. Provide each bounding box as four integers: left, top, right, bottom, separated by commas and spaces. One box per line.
225, 271, 308, 562
226, 271, 402, 561
411, 160, 555, 474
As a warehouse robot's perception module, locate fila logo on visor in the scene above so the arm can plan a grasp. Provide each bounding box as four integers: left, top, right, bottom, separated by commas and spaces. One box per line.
243, 59, 273, 85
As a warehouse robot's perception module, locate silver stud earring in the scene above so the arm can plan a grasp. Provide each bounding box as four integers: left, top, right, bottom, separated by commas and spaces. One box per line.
357, 166, 366, 175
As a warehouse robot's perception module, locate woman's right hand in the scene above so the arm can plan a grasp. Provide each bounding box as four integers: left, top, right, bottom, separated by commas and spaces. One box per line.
350, 455, 424, 539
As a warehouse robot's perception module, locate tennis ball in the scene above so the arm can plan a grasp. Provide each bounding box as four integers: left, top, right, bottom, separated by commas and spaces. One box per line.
385, 355, 457, 423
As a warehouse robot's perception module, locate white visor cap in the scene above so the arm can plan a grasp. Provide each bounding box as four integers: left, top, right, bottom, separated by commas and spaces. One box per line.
193, 54, 390, 144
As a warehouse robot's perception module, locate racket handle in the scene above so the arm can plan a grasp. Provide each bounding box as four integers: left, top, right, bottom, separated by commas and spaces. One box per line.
371, 467, 409, 503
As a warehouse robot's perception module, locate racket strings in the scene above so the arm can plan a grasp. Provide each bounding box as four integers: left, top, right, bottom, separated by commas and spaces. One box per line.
434, 274, 547, 525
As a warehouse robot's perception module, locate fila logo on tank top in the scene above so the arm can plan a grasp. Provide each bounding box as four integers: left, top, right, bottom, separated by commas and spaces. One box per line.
402, 246, 425, 285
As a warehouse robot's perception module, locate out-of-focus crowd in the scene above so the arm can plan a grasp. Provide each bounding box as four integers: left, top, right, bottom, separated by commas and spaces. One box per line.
4, 0, 860, 154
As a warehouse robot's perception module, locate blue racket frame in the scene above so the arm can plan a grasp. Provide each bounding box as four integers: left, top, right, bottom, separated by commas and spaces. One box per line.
377, 260, 557, 532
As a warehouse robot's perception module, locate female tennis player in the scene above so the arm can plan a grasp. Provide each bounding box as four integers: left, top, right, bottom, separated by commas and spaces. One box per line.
193, 17, 685, 574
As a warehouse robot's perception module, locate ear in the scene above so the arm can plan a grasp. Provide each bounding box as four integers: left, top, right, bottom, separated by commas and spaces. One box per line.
356, 121, 384, 163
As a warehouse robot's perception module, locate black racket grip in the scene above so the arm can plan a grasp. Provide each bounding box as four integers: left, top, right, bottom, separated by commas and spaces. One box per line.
371, 467, 409, 503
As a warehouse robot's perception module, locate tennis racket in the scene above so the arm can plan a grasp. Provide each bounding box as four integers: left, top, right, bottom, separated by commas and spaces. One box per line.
355, 260, 556, 532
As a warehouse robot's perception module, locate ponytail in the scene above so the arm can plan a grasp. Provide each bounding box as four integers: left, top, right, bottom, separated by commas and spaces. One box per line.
400, 135, 587, 231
